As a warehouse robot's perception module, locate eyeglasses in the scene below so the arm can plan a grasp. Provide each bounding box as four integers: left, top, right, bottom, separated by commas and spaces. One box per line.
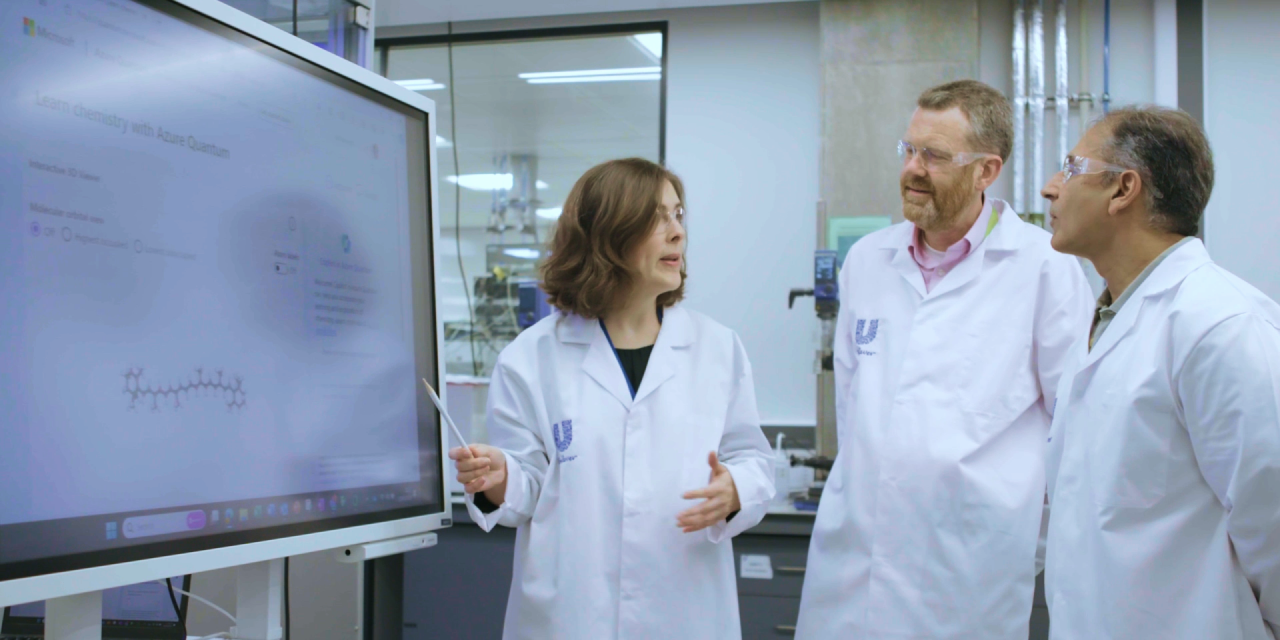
897, 140, 996, 170
1060, 155, 1128, 182
657, 204, 686, 230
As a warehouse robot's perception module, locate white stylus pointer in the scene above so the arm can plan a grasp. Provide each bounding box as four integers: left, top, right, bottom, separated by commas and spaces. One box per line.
422, 378, 471, 453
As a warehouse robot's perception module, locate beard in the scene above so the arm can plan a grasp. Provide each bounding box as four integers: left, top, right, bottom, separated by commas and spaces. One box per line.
901, 168, 979, 233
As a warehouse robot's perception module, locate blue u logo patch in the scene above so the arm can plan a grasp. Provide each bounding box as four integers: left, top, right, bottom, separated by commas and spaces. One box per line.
855, 319, 879, 345
553, 420, 573, 453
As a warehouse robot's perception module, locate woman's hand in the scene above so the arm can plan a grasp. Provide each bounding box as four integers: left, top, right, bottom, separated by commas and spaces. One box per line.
450, 443, 508, 505
677, 452, 741, 533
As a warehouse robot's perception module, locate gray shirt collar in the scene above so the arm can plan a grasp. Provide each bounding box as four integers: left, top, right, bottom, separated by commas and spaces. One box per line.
1090, 237, 1195, 349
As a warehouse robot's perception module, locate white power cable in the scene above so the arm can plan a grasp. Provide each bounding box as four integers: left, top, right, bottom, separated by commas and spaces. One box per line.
194, 633, 231, 640
153, 580, 237, 625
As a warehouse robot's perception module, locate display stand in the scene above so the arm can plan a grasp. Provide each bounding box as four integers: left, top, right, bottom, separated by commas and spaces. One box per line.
232, 559, 285, 640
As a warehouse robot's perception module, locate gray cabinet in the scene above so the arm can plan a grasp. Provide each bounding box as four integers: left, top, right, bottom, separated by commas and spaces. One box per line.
739, 596, 801, 637
734, 535, 809, 599
728, 518, 1050, 640
731, 533, 808, 637
1031, 573, 1050, 640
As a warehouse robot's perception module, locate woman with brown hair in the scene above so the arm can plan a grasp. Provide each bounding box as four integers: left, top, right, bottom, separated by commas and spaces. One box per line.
448, 157, 774, 639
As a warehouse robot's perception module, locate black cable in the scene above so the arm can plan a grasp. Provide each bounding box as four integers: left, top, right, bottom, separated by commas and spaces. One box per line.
284, 556, 291, 640
291, 0, 298, 37
446, 22, 479, 376
166, 577, 187, 638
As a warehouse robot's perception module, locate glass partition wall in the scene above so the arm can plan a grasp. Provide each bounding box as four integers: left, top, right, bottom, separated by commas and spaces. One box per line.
380, 26, 666, 376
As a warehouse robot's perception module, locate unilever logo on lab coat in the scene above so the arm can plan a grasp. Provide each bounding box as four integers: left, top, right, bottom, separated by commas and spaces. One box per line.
855, 319, 880, 356
553, 420, 577, 463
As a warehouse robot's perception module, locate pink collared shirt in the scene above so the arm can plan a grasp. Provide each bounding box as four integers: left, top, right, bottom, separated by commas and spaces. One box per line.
907, 197, 996, 292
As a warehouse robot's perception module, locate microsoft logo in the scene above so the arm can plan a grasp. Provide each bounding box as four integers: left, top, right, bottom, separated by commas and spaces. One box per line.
21, 17, 75, 47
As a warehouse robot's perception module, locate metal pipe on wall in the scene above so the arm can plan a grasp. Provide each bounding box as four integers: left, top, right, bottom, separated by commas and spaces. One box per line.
1029, 0, 1046, 216
1104, 0, 1111, 112
1079, 0, 1091, 131
1056, 0, 1069, 183
1012, 0, 1028, 214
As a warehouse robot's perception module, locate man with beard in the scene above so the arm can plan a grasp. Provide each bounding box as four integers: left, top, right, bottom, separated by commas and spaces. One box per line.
794, 79, 1094, 639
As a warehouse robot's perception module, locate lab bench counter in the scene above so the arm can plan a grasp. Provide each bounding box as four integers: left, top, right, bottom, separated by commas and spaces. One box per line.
402, 501, 1045, 639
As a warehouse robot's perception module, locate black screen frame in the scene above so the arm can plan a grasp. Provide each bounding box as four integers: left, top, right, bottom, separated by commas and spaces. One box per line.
0, 0, 444, 584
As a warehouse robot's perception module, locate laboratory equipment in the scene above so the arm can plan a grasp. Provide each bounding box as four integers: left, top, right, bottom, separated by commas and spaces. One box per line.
219, 0, 374, 68
517, 283, 553, 330
787, 209, 893, 498
788, 249, 841, 466
772, 433, 792, 507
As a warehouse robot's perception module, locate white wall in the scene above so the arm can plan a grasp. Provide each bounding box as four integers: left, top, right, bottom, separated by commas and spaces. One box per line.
666, 2, 821, 425
1203, 0, 1280, 302
1152, 0, 1178, 107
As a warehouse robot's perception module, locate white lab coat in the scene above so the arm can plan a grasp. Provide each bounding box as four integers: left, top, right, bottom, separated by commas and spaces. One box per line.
1044, 239, 1280, 640
464, 305, 775, 640
796, 199, 1093, 639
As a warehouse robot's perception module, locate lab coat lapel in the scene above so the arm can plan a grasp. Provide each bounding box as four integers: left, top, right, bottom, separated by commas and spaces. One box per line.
927, 200, 1019, 300
881, 222, 927, 298
924, 243, 985, 299
1078, 239, 1212, 372
633, 306, 694, 405
1077, 296, 1140, 371
559, 313, 634, 410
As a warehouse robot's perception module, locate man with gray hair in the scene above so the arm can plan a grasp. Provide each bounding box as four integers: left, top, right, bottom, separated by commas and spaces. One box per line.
796, 79, 1093, 638
1041, 106, 1280, 639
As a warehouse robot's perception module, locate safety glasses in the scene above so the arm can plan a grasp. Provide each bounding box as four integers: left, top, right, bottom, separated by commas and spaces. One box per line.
1060, 154, 1128, 182
897, 140, 996, 171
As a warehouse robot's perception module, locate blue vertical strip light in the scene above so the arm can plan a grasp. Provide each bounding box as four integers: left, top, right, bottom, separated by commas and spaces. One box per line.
1103, 0, 1111, 113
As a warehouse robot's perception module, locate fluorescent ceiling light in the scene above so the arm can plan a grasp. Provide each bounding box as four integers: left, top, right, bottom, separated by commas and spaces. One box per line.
445, 175, 550, 191
502, 248, 541, 260
535, 207, 562, 220
519, 66, 660, 80
527, 74, 661, 85
436, 136, 452, 148
520, 66, 660, 80
394, 78, 446, 91
447, 174, 513, 191
632, 33, 663, 60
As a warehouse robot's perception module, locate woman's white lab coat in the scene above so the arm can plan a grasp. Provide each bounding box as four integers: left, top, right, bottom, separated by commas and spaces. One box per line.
796, 201, 1094, 639
1044, 239, 1280, 639
465, 306, 775, 640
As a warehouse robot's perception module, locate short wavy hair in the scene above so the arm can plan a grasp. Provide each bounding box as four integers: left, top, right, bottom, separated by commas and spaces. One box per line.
540, 158, 686, 319
917, 79, 1014, 162
1096, 106, 1214, 237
